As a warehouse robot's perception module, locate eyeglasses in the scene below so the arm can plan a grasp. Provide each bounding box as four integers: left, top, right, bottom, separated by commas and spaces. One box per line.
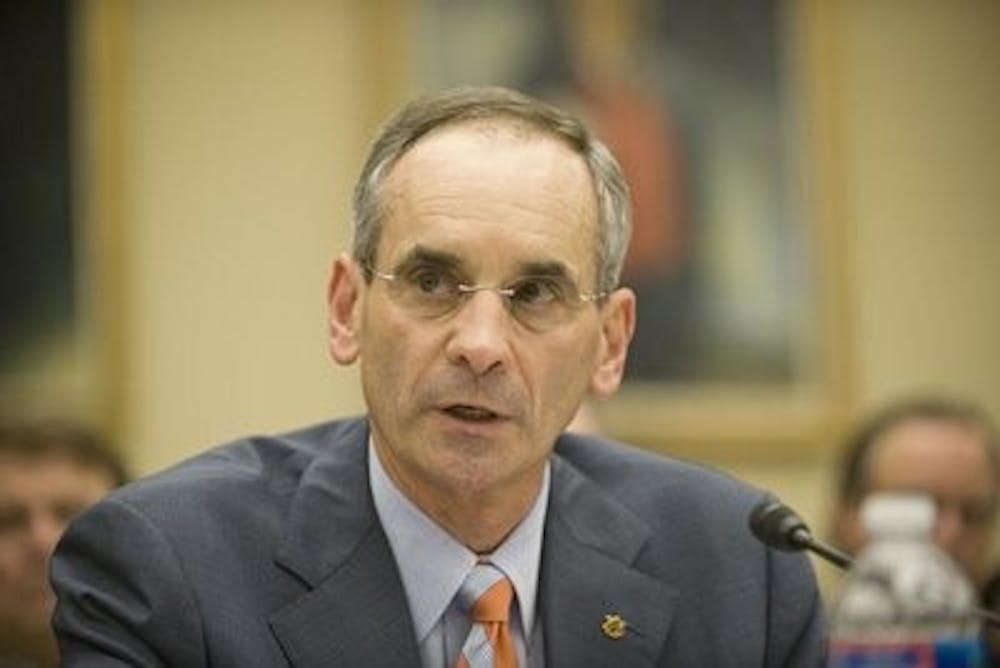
370, 266, 606, 330
933, 497, 997, 530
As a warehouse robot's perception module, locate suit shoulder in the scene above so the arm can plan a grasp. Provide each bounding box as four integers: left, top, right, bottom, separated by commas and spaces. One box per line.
106, 417, 367, 518
555, 432, 760, 501
552, 432, 769, 543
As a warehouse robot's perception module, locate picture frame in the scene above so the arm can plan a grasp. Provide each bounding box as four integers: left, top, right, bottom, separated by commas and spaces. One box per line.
365, 0, 850, 461
0, 1, 126, 433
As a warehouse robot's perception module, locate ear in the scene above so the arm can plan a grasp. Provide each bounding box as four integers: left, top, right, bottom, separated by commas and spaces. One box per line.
589, 287, 636, 398
327, 252, 363, 365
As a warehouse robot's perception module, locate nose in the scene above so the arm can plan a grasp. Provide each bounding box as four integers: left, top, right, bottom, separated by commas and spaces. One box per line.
931, 504, 964, 556
28, 513, 66, 560
444, 290, 513, 376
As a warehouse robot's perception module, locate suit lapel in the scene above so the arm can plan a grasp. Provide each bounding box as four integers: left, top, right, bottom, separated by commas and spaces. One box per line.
269, 525, 418, 667
540, 453, 679, 667
264, 421, 679, 666
267, 421, 420, 667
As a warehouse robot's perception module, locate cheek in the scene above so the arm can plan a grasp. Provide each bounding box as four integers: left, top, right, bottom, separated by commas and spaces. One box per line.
359, 321, 404, 385
358, 305, 434, 393
963, 529, 991, 548
0, 547, 26, 582
532, 334, 600, 403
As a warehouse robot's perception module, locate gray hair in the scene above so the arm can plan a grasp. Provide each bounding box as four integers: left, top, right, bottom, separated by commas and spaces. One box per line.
351, 86, 632, 294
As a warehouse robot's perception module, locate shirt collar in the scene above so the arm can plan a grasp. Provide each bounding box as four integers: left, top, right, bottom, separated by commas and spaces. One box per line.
369, 439, 550, 642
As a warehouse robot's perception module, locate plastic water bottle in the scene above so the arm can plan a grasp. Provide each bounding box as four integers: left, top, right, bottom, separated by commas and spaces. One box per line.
828, 492, 985, 667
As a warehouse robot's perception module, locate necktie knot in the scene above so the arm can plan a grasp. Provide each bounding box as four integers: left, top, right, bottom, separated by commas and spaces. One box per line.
455, 563, 518, 668
472, 577, 513, 623
457, 563, 513, 620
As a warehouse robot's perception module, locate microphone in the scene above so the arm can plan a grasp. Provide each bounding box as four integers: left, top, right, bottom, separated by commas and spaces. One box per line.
748, 496, 853, 570
748, 495, 1000, 629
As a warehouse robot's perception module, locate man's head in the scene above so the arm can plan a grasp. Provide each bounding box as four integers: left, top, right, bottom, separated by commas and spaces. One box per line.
831, 397, 999, 585
0, 420, 126, 662
350, 86, 633, 298
326, 87, 635, 541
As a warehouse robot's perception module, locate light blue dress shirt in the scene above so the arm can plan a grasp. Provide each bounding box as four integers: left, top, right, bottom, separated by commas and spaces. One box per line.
369, 441, 549, 668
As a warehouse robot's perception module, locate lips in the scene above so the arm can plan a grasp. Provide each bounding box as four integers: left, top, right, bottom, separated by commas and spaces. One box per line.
444, 404, 501, 421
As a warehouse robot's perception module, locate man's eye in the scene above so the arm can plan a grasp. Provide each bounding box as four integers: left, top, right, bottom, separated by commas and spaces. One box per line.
961, 503, 994, 527
511, 277, 564, 305
0, 507, 28, 534
52, 501, 87, 524
408, 268, 456, 296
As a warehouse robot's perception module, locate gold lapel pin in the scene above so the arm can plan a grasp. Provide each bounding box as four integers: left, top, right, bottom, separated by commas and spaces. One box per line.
601, 613, 627, 640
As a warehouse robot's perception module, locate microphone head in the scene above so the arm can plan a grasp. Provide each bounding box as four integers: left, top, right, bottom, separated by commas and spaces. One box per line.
749, 496, 811, 552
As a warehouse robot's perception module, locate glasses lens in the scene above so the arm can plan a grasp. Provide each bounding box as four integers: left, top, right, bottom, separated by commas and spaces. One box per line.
507, 276, 579, 328
391, 269, 460, 317
377, 268, 596, 328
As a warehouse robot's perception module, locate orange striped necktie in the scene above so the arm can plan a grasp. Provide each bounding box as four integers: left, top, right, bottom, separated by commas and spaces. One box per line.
455, 563, 518, 668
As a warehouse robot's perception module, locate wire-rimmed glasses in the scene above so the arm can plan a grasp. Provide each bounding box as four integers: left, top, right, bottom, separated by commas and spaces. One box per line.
370, 266, 606, 330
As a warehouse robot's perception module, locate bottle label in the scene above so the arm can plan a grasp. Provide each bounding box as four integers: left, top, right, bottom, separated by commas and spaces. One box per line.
828, 637, 985, 667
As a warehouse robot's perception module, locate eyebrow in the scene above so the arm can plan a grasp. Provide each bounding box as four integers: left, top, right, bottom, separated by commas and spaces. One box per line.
388, 246, 581, 288
390, 246, 463, 273
517, 261, 575, 282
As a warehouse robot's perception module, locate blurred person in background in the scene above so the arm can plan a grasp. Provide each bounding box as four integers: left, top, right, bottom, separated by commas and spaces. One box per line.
830, 396, 998, 586
0, 420, 126, 667
829, 396, 1000, 658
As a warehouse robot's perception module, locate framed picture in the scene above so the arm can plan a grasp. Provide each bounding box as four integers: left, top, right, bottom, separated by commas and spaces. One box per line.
373, 0, 849, 460
0, 1, 124, 431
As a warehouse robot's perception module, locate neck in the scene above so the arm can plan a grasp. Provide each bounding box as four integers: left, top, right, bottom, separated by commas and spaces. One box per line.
426, 480, 542, 553
372, 443, 546, 553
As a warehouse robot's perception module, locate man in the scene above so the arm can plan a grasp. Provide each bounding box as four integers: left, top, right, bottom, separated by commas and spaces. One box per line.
830, 397, 999, 588
52, 86, 825, 666
0, 420, 126, 667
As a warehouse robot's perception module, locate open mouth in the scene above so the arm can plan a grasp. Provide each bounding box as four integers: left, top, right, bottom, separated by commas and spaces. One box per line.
444, 404, 501, 421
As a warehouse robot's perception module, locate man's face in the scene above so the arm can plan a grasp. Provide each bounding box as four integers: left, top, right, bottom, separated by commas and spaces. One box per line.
841, 418, 998, 585
329, 122, 634, 513
0, 455, 114, 637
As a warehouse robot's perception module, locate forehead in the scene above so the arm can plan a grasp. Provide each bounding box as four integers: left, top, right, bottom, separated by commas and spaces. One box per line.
869, 418, 997, 499
378, 121, 600, 276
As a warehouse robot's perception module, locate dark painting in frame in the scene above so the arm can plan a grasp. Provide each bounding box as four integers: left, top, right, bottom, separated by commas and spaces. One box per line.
0, 0, 125, 432
371, 0, 850, 460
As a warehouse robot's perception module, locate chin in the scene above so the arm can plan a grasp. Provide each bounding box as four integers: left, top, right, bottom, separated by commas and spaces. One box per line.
431, 446, 514, 485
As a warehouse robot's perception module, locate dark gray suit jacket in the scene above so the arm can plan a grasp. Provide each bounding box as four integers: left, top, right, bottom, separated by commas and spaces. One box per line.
51, 418, 825, 666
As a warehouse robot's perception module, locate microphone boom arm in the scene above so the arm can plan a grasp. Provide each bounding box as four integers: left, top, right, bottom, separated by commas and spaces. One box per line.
749, 495, 1000, 629
788, 526, 853, 570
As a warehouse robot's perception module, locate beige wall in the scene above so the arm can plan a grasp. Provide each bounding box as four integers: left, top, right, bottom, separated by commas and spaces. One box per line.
843, 0, 1000, 413
85, 0, 999, 551
111, 2, 370, 473
733, 0, 1000, 558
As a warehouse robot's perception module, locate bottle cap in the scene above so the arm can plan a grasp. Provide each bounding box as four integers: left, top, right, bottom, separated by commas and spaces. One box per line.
860, 492, 935, 538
